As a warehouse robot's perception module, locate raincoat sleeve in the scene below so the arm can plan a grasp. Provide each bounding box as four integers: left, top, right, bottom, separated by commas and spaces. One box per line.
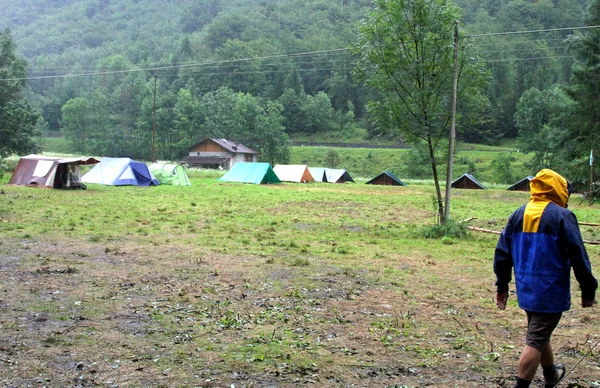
562, 212, 598, 301
494, 214, 515, 294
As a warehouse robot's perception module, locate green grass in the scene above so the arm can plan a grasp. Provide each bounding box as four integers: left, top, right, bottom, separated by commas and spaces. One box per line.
0, 177, 599, 386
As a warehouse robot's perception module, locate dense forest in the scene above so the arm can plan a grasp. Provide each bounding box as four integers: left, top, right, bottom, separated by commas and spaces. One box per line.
0, 0, 594, 170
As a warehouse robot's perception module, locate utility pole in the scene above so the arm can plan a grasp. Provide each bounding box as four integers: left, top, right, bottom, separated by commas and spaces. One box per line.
152, 75, 157, 162
590, 149, 594, 205
444, 21, 460, 223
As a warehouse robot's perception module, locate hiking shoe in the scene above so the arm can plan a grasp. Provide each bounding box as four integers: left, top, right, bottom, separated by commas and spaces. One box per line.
544, 363, 566, 388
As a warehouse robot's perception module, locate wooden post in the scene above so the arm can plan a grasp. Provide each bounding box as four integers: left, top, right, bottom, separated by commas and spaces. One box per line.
590, 149, 594, 206
152, 75, 157, 163
444, 21, 460, 222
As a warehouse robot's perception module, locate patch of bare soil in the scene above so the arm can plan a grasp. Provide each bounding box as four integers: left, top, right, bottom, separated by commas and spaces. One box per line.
0, 237, 598, 387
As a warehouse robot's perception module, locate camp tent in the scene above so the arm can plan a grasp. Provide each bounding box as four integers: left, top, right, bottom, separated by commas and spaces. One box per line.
148, 163, 191, 186
273, 164, 314, 183
507, 176, 534, 192
451, 173, 486, 190
308, 167, 327, 182
8, 154, 99, 189
325, 168, 355, 183
81, 157, 159, 186
218, 162, 281, 184
366, 171, 407, 186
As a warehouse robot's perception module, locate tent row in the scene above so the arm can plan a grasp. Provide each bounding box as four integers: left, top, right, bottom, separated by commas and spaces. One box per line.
8, 155, 191, 188
218, 162, 409, 186
450, 173, 535, 191
218, 163, 359, 185
9, 156, 536, 191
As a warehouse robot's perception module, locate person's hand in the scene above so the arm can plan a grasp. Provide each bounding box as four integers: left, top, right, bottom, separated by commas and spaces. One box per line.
582, 298, 596, 308
496, 292, 509, 310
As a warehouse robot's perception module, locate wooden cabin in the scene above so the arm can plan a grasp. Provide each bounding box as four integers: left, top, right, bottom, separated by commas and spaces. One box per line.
182, 138, 258, 169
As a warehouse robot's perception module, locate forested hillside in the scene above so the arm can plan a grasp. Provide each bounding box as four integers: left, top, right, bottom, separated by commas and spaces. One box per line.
0, 0, 590, 165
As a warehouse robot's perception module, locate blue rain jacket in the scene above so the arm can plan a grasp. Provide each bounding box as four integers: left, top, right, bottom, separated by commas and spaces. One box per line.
494, 169, 597, 313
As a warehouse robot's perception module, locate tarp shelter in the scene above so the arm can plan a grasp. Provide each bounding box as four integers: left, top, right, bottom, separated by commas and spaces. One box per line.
148, 163, 191, 186
308, 167, 327, 182
81, 157, 159, 186
366, 171, 407, 186
325, 168, 355, 183
8, 154, 99, 189
273, 164, 314, 183
507, 176, 534, 192
218, 162, 281, 184
451, 173, 486, 190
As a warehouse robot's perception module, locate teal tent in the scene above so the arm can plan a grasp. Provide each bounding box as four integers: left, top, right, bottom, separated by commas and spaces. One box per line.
218, 162, 281, 184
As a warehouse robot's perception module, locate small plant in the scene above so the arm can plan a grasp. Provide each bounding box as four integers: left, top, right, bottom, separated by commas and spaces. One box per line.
292, 258, 309, 267
421, 220, 468, 239
0, 157, 6, 180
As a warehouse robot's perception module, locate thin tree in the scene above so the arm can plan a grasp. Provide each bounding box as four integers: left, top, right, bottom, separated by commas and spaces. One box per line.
352, 0, 477, 222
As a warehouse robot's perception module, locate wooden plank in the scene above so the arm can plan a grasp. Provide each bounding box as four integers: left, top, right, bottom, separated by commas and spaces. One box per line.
466, 226, 600, 245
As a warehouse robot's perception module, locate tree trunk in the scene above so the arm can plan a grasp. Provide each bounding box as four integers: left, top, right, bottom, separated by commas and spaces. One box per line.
427, 134, 445, 223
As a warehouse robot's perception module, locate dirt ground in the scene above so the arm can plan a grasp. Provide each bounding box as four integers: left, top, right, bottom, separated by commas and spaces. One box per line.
1, 234, 599, 388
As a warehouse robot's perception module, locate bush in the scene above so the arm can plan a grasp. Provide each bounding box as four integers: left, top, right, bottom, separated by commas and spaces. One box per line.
421, 220, 468, 239
0, 157, 13, 180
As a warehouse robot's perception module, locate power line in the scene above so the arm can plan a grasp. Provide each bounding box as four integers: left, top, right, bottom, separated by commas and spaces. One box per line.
466, 25, 600, 38
24, 50, 353, 71
475, 55, 575, 63
24, 55, 354, 74
467, 37, 569, 47
475, 45, 568, 55
0, 48, 351, 81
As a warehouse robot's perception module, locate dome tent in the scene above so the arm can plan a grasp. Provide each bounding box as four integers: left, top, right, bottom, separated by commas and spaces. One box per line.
81, 157, 159, 186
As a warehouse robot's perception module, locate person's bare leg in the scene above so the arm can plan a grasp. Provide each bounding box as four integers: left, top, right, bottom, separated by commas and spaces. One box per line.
540, 343, 554, 367
517, 345, 542, 381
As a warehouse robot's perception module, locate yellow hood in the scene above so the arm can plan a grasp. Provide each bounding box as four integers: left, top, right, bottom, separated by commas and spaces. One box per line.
529, 169, 570, 208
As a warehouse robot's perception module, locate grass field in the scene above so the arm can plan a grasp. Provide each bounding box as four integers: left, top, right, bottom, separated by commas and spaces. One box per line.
1, 173, 599, 387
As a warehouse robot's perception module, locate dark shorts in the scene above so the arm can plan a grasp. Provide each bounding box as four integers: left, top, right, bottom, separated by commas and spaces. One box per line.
525, 311, 562, 351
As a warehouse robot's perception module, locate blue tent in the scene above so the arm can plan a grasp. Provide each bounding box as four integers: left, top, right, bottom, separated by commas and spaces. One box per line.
81, 157, 159, 186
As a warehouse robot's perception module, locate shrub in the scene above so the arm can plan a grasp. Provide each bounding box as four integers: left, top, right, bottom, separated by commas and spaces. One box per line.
421, 220, 468, 239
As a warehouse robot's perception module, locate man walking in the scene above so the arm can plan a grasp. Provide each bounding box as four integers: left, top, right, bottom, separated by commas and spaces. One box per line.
494, 169, 597, 388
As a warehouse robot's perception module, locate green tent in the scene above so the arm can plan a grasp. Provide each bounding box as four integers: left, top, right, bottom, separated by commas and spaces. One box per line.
218, 162, 281, 184
148, 163, 191, 186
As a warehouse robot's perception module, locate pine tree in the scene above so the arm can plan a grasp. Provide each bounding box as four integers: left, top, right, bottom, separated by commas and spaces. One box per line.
565, 1, 600, 155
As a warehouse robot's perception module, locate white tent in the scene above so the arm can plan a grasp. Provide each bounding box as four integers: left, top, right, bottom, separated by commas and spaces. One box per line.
273, 164, 314, 183
326, 169, 354, 183
309, 168, 354, 183
308, 167, 327, 182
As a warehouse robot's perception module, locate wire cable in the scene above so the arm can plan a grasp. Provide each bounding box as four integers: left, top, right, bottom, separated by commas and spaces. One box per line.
467, 25, 600, 38
0, 48, 351, 81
